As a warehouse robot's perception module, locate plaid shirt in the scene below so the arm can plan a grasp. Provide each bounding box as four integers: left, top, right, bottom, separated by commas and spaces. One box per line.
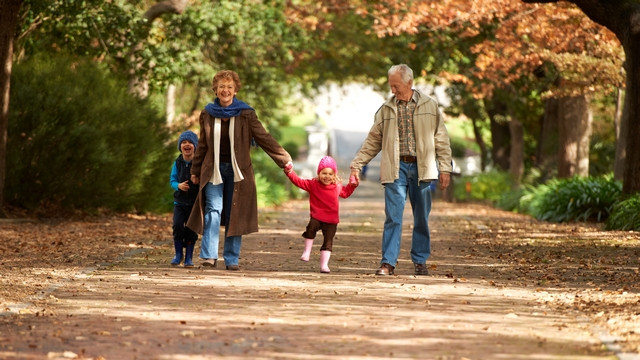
396, 91, 418, 156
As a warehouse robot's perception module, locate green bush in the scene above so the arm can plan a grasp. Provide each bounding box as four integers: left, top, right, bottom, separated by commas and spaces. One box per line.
453, 170, 513, 204
521, 174, 621, 222
7, 53, 173, 214
251, 150, 290, 208
495, 187, 525, 212
606, 195, 640, 231
282, 140, 299, 161
449, 137, 468, 158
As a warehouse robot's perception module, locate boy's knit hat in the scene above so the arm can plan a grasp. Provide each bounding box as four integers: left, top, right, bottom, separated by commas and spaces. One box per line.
178, 130, 198, 152
317, 156, 337, 174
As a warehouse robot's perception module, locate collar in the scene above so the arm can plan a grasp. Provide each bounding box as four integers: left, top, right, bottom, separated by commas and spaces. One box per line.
395, 90, 418, 105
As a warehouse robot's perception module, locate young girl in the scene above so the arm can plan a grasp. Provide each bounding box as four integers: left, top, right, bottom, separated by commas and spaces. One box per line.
284, 156, 358, 273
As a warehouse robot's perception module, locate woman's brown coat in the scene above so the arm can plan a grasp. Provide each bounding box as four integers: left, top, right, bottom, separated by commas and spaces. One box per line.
186, 109, 291, 237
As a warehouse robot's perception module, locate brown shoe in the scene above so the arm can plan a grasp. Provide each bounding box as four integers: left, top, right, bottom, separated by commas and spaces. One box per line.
226, 264, 239, 271
202, 259, 217, 268
375, 263, 395, 276
414, 263, 429, 275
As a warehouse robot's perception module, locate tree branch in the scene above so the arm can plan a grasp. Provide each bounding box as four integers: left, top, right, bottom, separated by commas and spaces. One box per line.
144, 0, 189, 22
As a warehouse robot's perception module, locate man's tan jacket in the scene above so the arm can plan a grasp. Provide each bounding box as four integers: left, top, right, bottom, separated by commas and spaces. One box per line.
351, 89, 452, 184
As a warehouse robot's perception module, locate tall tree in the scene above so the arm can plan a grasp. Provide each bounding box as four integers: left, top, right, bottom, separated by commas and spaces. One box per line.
0, 0, 23, 216
522, 0, 640, 194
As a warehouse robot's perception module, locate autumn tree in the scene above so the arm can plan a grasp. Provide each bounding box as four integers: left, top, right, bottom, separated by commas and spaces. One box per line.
356, 0, 624, 185
521, 0, 640, 195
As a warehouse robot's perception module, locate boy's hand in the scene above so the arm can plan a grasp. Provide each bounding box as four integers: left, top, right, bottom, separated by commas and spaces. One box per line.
178, 180, 190, 191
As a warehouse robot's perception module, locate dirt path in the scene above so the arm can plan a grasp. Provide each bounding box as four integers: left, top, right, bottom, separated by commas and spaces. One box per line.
1, 181, 640, 360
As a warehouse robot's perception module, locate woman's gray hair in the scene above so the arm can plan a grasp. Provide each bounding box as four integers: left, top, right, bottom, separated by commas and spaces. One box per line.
388, 64, 413, 84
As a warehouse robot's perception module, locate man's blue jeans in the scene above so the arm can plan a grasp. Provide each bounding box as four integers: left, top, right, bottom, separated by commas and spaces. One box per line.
200, 163, 242, 265
381, 161, 432, 267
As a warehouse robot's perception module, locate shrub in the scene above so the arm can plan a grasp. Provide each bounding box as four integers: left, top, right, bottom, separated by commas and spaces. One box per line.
449, 137, 468, 158
251, 150, 290, 208
282, 140, 299, 160
7, 53, 173, 214
522, 174, 621, 222
453, 170, 513, 204
605, 195, 640, 231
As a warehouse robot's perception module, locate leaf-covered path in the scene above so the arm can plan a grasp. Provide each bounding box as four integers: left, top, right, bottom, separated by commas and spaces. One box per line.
1, 180, 639, 359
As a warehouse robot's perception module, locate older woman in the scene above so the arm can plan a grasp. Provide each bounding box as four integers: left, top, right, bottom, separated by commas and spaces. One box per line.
187, 70, 292, 270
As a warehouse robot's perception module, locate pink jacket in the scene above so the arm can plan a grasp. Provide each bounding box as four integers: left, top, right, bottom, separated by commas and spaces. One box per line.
286, 170, 356, 224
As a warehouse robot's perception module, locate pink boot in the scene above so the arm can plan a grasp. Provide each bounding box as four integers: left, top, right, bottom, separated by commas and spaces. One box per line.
300, 239, 313, 261
320, 250, 331, 273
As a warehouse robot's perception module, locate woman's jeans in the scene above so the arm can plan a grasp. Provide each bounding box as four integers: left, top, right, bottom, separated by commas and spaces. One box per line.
200, 163, 242, 266
381, 161, 432, 267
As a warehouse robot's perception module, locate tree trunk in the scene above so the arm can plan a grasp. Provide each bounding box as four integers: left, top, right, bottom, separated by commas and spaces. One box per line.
621, 32, 640, 195
0, 0, 23, 215
557, 95, 591, 178
486, 99, 511, 171
166, 84, 176, 126
470, 116, 488, 171
536, 97, 559, 180
509, 118, 524, 186
613, 87, 625, 180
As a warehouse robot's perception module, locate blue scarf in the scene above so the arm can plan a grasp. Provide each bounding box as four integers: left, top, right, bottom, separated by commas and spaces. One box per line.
204, 98, 254, 118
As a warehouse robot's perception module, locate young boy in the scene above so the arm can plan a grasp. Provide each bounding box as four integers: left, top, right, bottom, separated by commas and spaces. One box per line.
170, 130, 199, 267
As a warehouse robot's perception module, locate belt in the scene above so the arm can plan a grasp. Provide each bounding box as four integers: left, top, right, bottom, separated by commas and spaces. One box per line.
399, 155, 417, 163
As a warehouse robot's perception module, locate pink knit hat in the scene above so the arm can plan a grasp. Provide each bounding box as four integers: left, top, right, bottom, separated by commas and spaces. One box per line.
317, 156, 338, 174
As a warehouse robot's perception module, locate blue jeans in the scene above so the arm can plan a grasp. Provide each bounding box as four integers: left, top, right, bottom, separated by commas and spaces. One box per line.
201, 163, 243, 265
381, 161, 432, 267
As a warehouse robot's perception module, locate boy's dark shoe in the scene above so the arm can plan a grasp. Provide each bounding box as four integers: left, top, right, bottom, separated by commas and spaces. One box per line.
414, 263, 429, 275
375, 263, 395, 276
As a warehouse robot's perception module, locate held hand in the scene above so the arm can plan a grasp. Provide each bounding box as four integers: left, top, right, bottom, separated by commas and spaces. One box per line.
191, 174, 200, 185
178, 180, 190, 191
349, 169, 360, 186
284, 161, 293, 174
439, 172, 451, 190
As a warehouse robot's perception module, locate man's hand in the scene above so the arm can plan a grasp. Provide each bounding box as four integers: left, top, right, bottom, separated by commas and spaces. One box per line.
439, 172, 451, 190
191, 174, 200, 185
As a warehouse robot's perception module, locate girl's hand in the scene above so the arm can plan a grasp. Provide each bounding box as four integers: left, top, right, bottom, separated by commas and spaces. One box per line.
284, 162, 293, 174
349, 174, 359, 186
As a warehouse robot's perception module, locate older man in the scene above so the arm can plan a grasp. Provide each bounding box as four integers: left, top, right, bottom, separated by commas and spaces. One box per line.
350, 64, 452, 276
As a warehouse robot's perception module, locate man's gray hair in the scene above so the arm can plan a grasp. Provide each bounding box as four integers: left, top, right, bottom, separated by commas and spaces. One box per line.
388, 64, 413, 84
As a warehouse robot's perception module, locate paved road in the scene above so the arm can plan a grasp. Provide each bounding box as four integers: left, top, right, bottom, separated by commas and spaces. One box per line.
1, 181, 631, 360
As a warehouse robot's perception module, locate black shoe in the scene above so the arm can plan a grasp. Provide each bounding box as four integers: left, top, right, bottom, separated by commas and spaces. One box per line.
414, 263, 429, 275
375, 263, 395, 275
226, 264, 239, 271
